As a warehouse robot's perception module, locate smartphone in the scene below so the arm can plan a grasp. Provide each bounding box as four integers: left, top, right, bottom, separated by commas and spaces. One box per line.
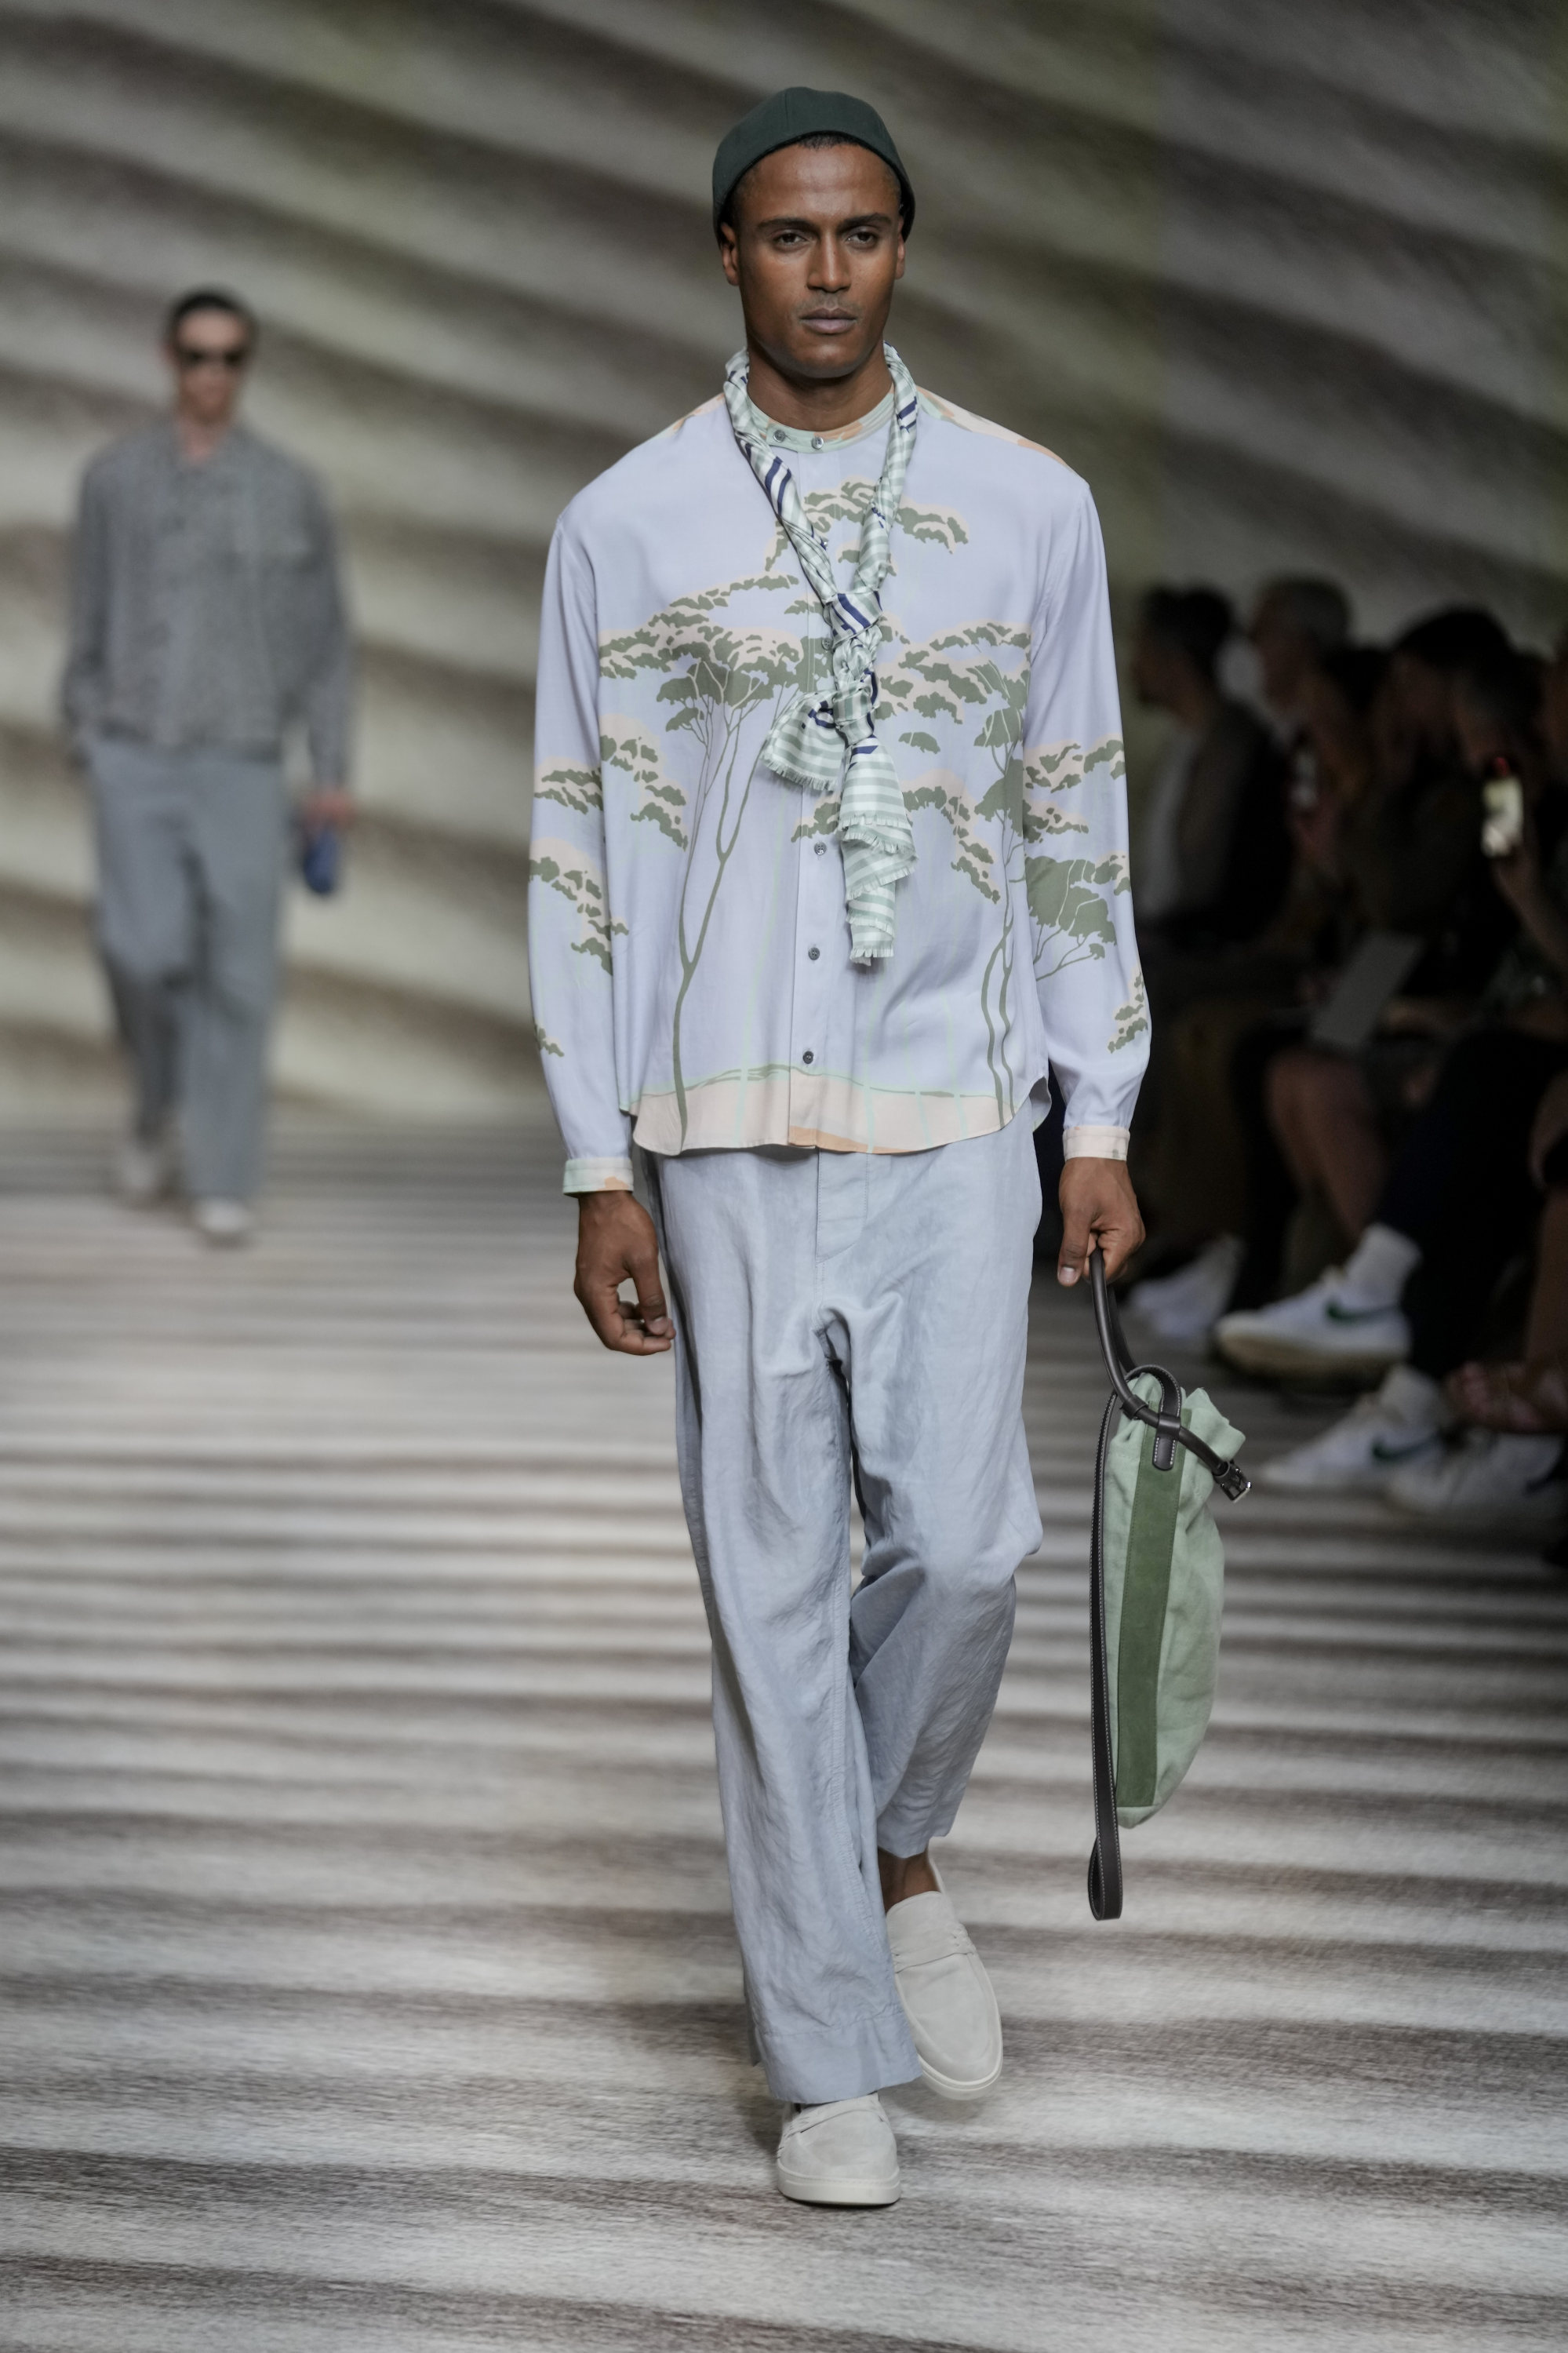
1482, 771, 1524, 860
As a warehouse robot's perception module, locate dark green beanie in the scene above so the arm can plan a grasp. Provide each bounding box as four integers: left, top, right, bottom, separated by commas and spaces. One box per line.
712, 87, 914, 237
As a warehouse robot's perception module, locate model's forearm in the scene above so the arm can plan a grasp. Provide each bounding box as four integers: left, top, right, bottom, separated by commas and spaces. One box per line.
303, 643, 354, 789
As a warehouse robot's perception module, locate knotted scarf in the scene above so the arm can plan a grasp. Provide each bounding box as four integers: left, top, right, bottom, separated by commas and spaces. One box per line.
723, 343, 919, 963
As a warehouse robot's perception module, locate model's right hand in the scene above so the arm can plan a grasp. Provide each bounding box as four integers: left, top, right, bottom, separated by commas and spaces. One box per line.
574, 1192, 674, 1354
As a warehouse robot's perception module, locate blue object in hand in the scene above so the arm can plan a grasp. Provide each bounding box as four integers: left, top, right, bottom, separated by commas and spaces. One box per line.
297, 822, 341, 896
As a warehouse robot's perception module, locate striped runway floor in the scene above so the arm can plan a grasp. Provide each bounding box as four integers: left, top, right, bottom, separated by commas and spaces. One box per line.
1, 1114, 1565, 2351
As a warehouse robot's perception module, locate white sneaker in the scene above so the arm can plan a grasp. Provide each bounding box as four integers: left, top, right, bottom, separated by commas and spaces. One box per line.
1384, 1430, 1566, 1530
1214, 1269, 1410, 1380
776, 2095, 900, 2206
1259, 1365, 1442, 1493
885, 1878, 1002, 2100
1126, 1235, 1244, 1346
115, 1132, 173, 1205
193, 1198, 253, 1247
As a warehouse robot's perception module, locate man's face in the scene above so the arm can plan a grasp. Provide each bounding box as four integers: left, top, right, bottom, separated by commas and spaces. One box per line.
1451, 679, 1509, 776
166, 307, 251, 430
1248, 594, 1312, 714
1387, 650, 1453, 757
719, 142, 905, 384
1301, 672, 1359, 791
1130, 624, 1180, 710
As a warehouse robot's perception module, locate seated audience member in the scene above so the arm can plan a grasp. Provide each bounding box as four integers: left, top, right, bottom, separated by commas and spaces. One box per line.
1129, 639, 1380, 1342
1236, 639, 1545, 1273
1339, 606, 1516, 954
1217, 610, 1530, 1324
1248, 575, 1352, 741
1220, 632, 1568, 1525
1132, 585, 1290, 960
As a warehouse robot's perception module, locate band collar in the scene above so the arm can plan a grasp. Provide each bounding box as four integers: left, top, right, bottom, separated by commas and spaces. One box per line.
742, 384, 896, 457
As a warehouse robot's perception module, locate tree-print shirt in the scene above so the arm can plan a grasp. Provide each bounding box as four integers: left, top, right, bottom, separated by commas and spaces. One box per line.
528, 384, 1148, 1192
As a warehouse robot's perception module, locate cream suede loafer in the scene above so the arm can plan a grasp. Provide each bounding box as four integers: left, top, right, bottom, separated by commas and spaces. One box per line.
193, 1198, 254, 1247
885, 1883, 1002, 2099
776, 2095, 900, 2206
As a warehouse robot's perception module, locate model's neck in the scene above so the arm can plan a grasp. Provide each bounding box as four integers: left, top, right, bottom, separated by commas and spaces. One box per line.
174, 410, 234, 464
742, 339, 893, 434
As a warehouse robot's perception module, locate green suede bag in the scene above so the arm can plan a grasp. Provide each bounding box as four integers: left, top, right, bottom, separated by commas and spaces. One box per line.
1086, 1252, 1250, 1919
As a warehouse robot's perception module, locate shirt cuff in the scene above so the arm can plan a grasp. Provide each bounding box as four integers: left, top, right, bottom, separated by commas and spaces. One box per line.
1063, 1124, 1130, 1162
563, 1154, 635, 1194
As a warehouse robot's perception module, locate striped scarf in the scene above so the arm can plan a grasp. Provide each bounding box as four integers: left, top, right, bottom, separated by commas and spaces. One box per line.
723, 343, 919, 963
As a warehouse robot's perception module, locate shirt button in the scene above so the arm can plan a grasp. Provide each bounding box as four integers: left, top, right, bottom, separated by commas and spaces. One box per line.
773, 428, 787, 443
814, 841, 827, 856
802, 1050, 814, 1065
807, 946, 820, 960
811, 435, 824, 450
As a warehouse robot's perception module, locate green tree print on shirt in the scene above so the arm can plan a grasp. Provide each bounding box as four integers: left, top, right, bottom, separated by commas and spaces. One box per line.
534, 758, 602, 818
872, 620, 1033, 1120
600, 566, 811, 1144
1020, 734, 1141, 1023
529, 845, 623, 973
770, 480, 969, 574
601, 718, 689, 848
579, 470, 1143, 1128
1107, 968, 1148, 1054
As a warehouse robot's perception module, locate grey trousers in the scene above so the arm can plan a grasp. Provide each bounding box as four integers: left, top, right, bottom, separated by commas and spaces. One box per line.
87, 735, 288, 1201
647, 1115, 1043, 2105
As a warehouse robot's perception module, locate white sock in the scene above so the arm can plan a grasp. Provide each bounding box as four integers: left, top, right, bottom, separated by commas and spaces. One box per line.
1339, 1222, 1422, 1311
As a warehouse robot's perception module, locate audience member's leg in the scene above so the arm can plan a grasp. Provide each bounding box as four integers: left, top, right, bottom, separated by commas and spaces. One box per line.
1248, 1031, 1568, 1509
1386, 1066, 1566, 1516
1228, 1018, 1308, 1311
1267, 1047, 1387, 1242
1449, 1189, 1568, 1433
1125, 997, 1275, 1342
1398, 1033, 1568, 1383
1525, 1192, 1568, 1362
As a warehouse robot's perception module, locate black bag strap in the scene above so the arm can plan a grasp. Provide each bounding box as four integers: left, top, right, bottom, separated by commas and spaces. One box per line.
1089, 1254, 1250, 1497
1085, 1251, 1250, 1922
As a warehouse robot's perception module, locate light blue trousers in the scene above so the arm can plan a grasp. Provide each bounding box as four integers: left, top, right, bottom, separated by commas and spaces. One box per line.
647, 1116, 1043, 2104
88, 735, 288, 1201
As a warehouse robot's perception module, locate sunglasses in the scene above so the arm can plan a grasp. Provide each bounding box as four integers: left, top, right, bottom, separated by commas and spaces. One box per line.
175, 344, 249, 371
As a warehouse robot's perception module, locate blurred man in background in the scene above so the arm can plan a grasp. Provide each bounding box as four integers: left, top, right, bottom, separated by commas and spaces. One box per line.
1247, 574, 1352, 741
1131, 585, 1290, 958
62, 287, 354, 1244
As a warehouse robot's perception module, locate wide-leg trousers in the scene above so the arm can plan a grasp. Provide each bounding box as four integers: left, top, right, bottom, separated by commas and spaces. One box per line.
647, 1113, 1043, 2104
87, 735, 288, 1202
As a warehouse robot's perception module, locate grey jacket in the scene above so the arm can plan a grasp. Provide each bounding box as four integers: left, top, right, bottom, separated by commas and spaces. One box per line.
63, 421, 353, 783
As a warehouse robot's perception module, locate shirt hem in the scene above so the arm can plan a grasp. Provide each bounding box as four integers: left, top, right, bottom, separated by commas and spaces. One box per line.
632, 1070, 1033, 1156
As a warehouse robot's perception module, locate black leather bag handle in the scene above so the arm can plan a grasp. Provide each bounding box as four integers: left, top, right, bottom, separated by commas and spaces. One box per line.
1085, 1251, 1250, 1922
1090, 1254, 1250, 1497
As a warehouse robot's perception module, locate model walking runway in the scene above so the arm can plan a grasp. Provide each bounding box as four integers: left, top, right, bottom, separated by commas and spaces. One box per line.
0, 1116, 1564, 2348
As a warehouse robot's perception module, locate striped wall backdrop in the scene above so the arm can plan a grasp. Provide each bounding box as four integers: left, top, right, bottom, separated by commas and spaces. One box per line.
1, 0, 1565, 1116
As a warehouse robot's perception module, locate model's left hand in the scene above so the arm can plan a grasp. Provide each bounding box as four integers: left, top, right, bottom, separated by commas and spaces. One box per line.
302, 785, 355, 833
1057, 1156, 1144, 1287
